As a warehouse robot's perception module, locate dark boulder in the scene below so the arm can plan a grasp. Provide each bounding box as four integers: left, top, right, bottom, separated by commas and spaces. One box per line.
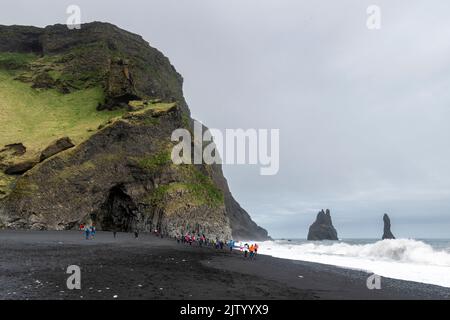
382, 213, 395, 239
39, 137, 75, 162
1, 143, 26, 156
4, 159, 38, 175
0, 143, 27, 167
307, 209, 338, 241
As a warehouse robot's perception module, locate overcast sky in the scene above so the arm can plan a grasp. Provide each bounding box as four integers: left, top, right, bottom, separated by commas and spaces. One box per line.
2, 0, 450, 238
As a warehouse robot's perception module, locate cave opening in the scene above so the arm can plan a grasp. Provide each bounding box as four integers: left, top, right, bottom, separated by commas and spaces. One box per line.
99, 185, 138, 232
29, 39, 43, 54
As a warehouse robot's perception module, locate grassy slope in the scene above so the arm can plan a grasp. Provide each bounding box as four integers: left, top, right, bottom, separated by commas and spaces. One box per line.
0, 52, 186, 205
0, 51, 124, 198
0, 71, 124, 155
0, 65, 176, 198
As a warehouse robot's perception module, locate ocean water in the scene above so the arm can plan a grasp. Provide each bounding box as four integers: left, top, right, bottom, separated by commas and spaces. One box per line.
256, 238, 450, 288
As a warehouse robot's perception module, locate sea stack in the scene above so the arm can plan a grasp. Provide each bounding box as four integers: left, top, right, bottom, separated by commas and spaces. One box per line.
307, 209, 338, 241
382, 213, 395, 240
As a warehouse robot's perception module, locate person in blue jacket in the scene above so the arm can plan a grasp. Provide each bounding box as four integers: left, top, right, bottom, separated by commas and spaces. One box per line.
228, 240, 235, 253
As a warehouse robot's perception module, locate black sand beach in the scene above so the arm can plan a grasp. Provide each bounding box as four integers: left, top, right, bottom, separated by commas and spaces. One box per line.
0, 230, 449, 300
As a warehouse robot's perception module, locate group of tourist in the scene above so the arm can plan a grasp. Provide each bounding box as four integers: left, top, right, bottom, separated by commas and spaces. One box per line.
241, 242, 259, 259
177, 233, 222, 248
80, 224, 96, 240
176, 233, 259, 259
77, 226, 259, 260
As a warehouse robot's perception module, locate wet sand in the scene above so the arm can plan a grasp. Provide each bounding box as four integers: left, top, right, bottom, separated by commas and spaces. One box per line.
0, 230, 449, 300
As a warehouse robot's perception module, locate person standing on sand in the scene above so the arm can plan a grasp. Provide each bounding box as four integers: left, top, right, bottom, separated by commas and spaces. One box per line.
113, 231, 117, 238
228, 240, 235, 253
134, 230, 139, 239
91, 226, 96, 239
249, 244, 255, 259
84, 226, 90, 240
254, 243, 259, 258
243, 243, 249, 258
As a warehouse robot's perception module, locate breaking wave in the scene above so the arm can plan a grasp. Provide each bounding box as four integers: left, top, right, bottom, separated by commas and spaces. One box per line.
258, 239, 450, 288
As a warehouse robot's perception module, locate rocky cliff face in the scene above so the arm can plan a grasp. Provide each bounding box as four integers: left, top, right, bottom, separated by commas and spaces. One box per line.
307, 209, 338, 241
382, 213, 395, 240
0, 22, 269, 241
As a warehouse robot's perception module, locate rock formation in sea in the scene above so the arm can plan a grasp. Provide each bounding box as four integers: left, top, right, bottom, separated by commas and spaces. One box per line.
382, 213, 395, 240
307, 209, 338, 241
0, 22, 269, 241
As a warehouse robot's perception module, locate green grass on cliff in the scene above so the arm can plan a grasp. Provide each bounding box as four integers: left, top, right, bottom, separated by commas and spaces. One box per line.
138, 150, 172, 173
143, 151, 225, 209
0, 70, 125, 156
149, 178, 224, 209
138, 145, 224, 208
0, 68, 126, 198
0, 52, 36, 71
0, 53, 177, 198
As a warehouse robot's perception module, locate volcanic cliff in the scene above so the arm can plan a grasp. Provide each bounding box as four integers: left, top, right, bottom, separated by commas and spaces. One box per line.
0, 22, 269, 241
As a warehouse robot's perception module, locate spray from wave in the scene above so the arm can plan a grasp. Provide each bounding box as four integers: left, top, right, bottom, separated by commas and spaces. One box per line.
258, 239, 450, 288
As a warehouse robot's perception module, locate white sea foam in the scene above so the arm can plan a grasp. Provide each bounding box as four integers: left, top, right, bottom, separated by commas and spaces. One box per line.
257, 239, 450, 288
